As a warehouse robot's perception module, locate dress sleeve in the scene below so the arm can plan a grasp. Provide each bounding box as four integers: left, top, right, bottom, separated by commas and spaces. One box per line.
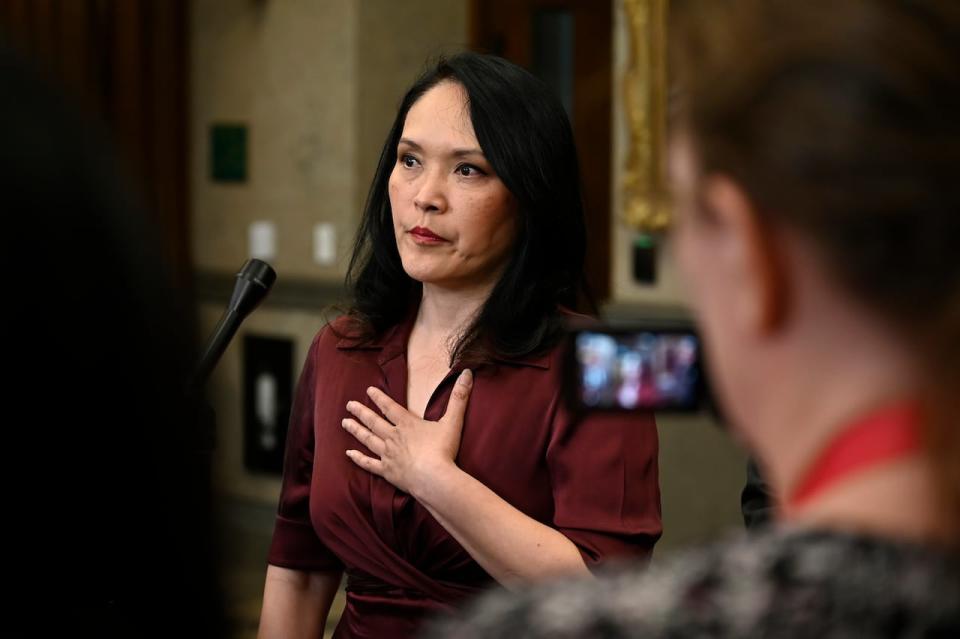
546, 395, 662, 570
266, 330, 344, 571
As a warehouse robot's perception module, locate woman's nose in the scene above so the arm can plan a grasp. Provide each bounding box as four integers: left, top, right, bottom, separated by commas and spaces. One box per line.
413, 168, 448, 213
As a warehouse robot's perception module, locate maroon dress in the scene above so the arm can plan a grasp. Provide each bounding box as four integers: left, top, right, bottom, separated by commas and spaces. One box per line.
267, 310, 662, 638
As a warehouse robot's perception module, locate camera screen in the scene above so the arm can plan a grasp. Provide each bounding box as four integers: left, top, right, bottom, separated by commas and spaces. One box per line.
574, 330, 703, 411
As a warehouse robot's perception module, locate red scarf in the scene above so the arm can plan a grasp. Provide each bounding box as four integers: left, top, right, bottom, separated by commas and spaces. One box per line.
787, 400, 923, 511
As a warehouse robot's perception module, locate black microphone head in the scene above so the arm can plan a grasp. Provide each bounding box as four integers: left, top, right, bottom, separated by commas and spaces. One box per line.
238, 258, 277, 290
228, 259, 276, 317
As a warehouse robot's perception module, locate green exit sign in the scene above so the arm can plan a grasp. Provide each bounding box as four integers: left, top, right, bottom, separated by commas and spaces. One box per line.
210, 123, 247, 183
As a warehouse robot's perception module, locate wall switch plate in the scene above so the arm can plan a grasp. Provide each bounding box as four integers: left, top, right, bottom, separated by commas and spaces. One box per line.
249, 221, 276, 261
313, 222, 336, 265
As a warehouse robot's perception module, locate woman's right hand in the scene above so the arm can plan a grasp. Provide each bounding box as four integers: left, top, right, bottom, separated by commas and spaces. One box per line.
342, 369, 473, 498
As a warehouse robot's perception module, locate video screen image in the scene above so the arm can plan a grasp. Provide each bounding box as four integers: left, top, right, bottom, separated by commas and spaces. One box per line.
576, 331, 700, 410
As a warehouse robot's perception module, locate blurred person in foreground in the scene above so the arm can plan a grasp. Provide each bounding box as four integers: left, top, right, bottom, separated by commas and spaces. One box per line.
2, 43, 224, 637
427, 1, 960, 636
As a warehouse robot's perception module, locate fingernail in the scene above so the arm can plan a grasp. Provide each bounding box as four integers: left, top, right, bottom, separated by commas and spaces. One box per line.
458, 369, 473, 386
345, 449, 355, 457
341, 418, 349, 428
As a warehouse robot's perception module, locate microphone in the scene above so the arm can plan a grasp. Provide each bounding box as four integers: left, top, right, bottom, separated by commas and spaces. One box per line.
190, 259, 276, 395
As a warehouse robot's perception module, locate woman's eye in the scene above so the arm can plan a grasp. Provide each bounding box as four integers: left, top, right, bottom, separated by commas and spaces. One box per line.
456, 164, 484, 177
400, 154, 419, 168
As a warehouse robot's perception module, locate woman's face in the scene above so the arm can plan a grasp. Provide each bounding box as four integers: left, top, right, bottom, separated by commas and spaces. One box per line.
389, 81, 519, 291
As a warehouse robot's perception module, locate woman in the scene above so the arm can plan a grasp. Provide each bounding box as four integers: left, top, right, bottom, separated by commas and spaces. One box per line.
429, 1, 960, 636
257, 53, 661, 638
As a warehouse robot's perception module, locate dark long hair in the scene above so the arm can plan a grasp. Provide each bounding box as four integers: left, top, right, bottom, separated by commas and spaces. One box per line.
670, 0, 960, 537
343, 52, 588, 364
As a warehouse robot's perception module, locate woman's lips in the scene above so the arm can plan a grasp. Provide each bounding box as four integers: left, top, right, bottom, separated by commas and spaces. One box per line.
409, 226, 448, 244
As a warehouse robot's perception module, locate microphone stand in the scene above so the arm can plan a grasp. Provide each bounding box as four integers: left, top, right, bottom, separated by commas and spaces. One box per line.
186, 259, 277, 455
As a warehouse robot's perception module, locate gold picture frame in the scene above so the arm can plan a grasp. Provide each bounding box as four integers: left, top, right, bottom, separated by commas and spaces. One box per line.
621, 0, 670, 233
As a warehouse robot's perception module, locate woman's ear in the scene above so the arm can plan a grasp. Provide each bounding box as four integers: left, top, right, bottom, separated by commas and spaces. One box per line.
702, 175, 789, 336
